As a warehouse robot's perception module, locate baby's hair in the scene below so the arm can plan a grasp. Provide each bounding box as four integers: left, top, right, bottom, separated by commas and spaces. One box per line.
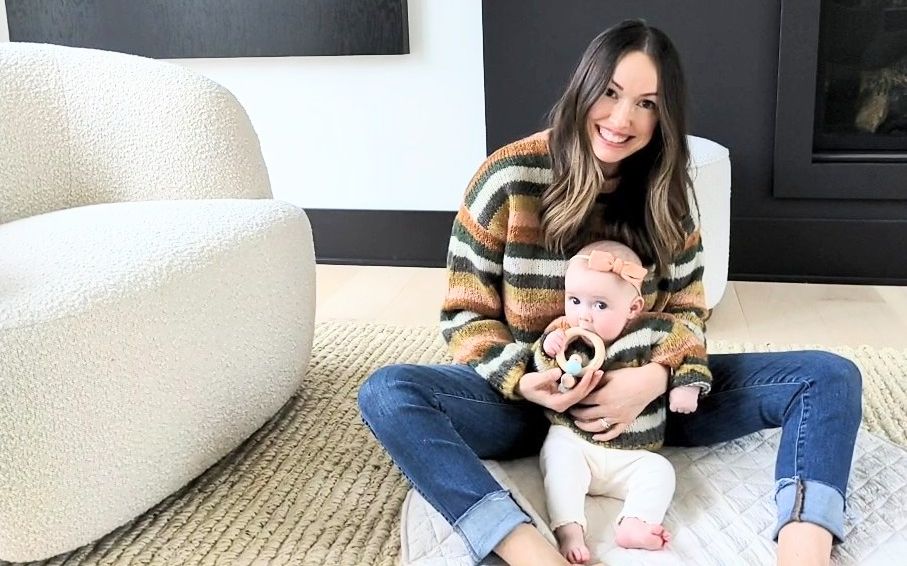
571, 240, 643, 266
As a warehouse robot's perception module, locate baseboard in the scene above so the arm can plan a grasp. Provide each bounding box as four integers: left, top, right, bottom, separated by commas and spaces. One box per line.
729, 217, 907, 284
732, 273, 907, 286
306, 209, 453, 268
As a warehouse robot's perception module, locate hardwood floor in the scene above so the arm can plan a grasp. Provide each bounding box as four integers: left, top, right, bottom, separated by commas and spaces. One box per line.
315, 264, 907, 349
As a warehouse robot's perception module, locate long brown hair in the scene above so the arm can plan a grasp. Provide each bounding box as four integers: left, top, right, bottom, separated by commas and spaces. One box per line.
542, 19, 694, 274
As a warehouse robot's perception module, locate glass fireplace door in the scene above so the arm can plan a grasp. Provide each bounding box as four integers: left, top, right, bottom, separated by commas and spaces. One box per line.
814, 0, 907, 159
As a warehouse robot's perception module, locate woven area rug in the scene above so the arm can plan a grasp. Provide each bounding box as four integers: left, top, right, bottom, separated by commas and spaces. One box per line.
7, 321, 907, 566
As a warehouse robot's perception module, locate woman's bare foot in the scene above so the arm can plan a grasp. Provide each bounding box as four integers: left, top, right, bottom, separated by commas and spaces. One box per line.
777, 522, 832, 566
614, 517, 671, 550
494, 523, 571, 565
554, 522, 591, 564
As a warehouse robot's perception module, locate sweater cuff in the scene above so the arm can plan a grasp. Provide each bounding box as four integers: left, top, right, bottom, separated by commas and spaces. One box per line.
671, 362, 712, 395
470, 342, 533, 400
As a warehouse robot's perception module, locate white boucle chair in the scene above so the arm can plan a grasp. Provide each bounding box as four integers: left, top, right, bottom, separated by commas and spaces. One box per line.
0, 43, 315, 562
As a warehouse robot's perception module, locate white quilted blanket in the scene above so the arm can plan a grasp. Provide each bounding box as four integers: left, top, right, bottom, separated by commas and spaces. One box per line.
401, 429, 907, 565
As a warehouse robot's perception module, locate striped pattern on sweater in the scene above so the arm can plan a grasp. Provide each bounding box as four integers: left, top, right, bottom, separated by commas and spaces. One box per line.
532, 315, 710, 450
441, 135, 711, 400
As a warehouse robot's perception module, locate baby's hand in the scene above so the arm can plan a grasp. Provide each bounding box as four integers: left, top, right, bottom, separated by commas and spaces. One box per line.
669, 385, 700, 414
543, 329, 567, 357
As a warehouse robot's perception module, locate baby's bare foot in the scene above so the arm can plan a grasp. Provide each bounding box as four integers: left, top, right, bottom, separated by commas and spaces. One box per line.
614, 517, 671, 550
554, 522, 591, 564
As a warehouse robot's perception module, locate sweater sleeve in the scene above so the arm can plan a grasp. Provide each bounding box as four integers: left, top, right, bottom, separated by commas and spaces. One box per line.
531, 316, 569, 373
440, 159, 532, 400
647, 227, 713, 394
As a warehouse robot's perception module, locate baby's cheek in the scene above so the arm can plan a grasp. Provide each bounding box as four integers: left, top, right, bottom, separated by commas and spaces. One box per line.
596, 314, 626, 341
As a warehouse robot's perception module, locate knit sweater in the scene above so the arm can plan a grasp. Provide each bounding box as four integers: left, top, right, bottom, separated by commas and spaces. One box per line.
440, 135, 711, 403
532, 315, 710, 450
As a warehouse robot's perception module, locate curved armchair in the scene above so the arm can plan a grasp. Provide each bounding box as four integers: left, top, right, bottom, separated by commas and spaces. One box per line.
0, 43, 315, 561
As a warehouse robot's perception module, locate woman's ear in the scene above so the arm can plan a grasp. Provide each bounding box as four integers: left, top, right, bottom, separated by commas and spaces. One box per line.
626, 295, 645, 320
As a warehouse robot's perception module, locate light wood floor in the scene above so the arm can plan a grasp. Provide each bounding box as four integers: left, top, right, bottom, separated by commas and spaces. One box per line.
315, 264, 907, 349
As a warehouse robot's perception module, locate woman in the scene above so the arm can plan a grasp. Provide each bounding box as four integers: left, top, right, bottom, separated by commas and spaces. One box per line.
358, 19, 861, 566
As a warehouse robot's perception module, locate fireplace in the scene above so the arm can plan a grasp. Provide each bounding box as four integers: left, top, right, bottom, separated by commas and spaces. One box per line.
774, 0, 907, 199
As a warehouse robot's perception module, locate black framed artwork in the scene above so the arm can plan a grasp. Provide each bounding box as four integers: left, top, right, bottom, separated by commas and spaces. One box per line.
5, 0, 409, 58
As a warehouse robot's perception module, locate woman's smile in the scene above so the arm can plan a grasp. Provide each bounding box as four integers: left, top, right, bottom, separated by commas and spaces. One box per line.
596, 125, 632, 145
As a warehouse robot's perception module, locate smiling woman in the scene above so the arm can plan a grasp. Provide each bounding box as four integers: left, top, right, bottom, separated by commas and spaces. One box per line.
585, 52, 660, 168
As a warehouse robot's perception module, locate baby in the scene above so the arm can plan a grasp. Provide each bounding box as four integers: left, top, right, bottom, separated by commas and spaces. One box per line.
532, 239, 708, 564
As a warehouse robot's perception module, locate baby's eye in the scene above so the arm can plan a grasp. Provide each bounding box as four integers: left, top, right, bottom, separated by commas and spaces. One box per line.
569, 297, 581, 305
594, 301, 608, 310
639, 99, 657, 111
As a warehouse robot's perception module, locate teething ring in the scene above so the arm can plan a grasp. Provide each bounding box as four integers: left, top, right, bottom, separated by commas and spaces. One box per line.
555, 327, 607, 375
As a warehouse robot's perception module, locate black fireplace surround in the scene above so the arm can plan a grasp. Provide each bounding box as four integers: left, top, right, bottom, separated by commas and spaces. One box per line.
774, 0, 907, 200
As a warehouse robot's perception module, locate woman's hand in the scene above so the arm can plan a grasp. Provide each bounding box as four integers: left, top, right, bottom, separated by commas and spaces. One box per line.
570, 363, 669, 441
518, 367, 603, 414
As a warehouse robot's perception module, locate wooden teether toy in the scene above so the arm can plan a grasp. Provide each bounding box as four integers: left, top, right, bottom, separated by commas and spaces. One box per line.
555, 327, 607, 377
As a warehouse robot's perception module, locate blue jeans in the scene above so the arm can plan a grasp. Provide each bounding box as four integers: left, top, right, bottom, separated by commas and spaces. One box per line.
357, 351, 862, 562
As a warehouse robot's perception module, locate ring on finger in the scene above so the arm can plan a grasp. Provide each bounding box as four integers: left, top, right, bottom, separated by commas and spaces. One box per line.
599, 417, 611, 431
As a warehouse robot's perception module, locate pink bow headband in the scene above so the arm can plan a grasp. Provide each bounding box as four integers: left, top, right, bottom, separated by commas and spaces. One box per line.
573, 250, 647, 295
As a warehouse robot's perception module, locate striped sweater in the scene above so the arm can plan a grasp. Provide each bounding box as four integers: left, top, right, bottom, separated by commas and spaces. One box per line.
532, 315, 710, 450
440, 135, 711, 406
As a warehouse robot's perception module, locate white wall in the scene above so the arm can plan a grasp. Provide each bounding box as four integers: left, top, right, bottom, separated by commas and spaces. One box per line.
0, 0, 486, 211
0, 2, 8, 43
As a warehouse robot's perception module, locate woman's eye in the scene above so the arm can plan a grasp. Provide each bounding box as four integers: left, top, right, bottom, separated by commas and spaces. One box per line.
639, 99, 657, 111
594, 301, 607, 310
604, 87, 618, 99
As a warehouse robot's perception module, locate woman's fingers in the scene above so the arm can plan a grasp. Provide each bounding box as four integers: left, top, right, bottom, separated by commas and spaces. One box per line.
563, 369, 603, 402
536, 369, 565, 399
575, 369, 603, 394
573, 417, 612, 433
572, 412, 628, 441
538, 367, 563, 384
568, 402, 604, 421
548, 369, 602, 413
592, 422, 628, 442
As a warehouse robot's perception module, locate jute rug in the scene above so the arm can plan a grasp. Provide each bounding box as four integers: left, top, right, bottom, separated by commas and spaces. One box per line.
7, 321, 907, 566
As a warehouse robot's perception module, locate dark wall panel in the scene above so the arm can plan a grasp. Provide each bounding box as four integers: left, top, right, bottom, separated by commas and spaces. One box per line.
6, 0, 409, 58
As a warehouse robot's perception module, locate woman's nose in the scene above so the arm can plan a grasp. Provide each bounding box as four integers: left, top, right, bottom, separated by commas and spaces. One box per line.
608, 99, 633, 129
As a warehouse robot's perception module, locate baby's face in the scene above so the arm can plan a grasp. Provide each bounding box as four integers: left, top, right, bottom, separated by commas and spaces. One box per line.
564, 261, 638, 342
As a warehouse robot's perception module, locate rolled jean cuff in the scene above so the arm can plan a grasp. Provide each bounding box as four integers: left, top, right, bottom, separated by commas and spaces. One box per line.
773, 478, 846, 543
455, 489, 532, 561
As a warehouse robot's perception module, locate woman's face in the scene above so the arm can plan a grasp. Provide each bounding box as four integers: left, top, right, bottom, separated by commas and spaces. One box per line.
586, 50, 659, 170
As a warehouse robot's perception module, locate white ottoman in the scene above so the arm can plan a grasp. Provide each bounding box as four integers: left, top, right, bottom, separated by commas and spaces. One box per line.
687, 135, 731, 309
